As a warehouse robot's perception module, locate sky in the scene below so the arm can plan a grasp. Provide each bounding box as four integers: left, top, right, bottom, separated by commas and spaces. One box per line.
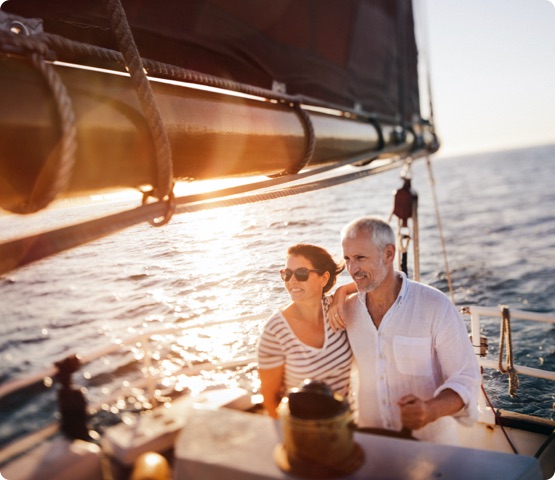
421, 0, 555, 157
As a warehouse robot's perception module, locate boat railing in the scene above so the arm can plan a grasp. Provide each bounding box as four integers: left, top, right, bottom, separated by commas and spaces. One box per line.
3, 306, 555, 406
462, 305, 555, 422
0, 314, 262, 402
3, 306, 554, 464
0, 314, 262, 465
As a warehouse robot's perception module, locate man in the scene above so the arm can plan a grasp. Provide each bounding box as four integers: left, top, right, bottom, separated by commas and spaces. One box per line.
332, 216, 481, 444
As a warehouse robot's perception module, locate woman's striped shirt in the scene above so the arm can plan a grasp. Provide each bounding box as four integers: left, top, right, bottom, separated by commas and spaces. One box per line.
257, 295, 352, 397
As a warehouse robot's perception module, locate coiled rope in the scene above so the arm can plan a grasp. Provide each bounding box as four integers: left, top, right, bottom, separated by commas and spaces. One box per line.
498, 305, 519, 397
278, 101, 316, 175
0, 28, 77, 214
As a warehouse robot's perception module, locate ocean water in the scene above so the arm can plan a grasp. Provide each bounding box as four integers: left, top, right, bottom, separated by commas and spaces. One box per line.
0, 143, 554, 450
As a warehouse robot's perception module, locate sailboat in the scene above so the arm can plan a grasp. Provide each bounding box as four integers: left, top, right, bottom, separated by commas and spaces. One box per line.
0, 0, 553, 479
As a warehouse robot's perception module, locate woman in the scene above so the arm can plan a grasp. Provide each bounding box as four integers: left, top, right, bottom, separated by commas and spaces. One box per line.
257, 243, 356, 417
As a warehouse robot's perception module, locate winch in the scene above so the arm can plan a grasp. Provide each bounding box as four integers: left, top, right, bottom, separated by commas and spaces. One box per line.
274, 379, 364, 477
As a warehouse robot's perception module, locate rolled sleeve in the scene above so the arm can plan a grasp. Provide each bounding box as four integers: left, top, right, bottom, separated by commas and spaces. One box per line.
434, 305, 482, 425
434, 380, 479, 425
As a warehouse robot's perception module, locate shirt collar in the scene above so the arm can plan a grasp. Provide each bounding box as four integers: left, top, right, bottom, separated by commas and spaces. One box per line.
356, 270, 409, 305
397, 271, 408, 301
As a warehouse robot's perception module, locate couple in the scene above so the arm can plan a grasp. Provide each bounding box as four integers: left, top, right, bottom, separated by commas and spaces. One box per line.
257, 216, 481, 445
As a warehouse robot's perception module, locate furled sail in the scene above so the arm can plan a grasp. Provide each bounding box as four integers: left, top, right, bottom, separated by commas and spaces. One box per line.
0, 0, 436, 214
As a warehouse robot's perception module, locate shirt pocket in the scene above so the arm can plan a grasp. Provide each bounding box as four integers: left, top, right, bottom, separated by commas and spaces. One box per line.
393, 336, 433, 376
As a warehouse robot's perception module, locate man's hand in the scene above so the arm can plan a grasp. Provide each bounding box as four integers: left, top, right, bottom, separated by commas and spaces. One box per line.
398, 394, 433, 430
398, 389, 465, 431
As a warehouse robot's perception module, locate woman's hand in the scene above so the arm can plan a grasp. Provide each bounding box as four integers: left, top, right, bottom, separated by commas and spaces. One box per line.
258, 365, 285, 418
328, 282, 357, 331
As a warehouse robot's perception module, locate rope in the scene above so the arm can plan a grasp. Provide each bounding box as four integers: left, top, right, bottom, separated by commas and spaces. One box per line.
103, 0, 173, 204
425, 154, 455, 302
39, 31, 319, 177
0, 30, 77, 214
23, 53, 77, 213
289, 102, 316, 174
36, 31, 380, 122
412, 198, 420, 281
267, 101, 316, 177
498, 305, 519, 398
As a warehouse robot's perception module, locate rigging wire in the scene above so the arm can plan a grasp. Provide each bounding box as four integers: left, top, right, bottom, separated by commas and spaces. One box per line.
0, 156, 407, 276
395, 0, 408, 128
412, 191, 420, 281
412, 5, 522, 460
425, 154, 455, 303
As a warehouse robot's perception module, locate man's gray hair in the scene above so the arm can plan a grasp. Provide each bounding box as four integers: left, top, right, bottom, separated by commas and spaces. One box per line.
341, 216, 395, 250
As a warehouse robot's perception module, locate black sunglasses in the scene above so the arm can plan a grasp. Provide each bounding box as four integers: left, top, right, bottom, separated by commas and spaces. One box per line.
280, 268, 322, 282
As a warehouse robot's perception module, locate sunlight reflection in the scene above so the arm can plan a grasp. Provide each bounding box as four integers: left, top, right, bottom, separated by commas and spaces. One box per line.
173, 177, 264, 197
173, 322, 248, 364
174, 204, 254, 314
190, 205, 249, 241
82, 317, 262, 423
117, 318, 263, 399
